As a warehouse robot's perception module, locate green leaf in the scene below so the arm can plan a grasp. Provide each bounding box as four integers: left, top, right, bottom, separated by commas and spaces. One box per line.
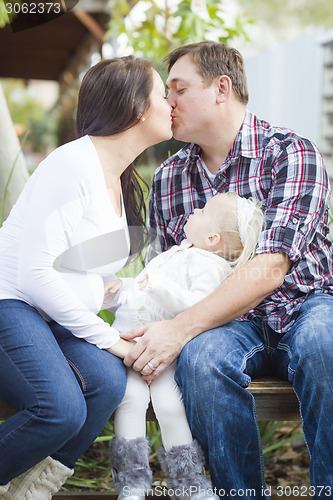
261, 420, 284, 444
107, 0, 250, 62
263, 432, 304, 454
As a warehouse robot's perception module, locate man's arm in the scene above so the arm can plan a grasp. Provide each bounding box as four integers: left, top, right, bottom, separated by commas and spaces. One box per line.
122, 251, 290, 379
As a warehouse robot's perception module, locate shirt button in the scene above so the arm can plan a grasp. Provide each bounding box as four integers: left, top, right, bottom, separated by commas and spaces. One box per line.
292, 217, 298, 224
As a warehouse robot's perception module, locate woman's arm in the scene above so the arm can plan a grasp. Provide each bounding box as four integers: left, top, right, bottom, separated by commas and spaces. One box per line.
18, 147, 122, 350
106, 338, 136, 358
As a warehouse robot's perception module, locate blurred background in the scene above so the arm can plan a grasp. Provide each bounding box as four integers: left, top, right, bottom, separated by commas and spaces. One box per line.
0, 0, 332, 493
1, 0, 333, 220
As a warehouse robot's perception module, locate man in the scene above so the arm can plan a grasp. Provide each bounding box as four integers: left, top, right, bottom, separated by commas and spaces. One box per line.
123, 41, 333, 498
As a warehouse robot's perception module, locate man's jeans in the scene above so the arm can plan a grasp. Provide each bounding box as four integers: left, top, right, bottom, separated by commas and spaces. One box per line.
176, 293, 333, 499
0, 299, 127, 484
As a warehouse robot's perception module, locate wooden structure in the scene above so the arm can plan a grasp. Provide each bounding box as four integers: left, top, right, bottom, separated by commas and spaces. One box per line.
247, 377, 300, 421
0, 0, 110, 87
0, 377, 301, 423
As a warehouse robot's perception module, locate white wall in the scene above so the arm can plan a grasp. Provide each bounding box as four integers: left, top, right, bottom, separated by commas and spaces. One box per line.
244, 29, 325, 148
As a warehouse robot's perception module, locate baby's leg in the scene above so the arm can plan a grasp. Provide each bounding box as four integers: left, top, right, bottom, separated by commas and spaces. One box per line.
114, 367, 150, 438
149, 361, 193, 451
150, 362, 217, 499
111, 368, 152, 495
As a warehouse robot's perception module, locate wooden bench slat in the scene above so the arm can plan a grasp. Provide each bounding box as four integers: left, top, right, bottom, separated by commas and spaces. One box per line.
0, 377, 300, 422
247, 377, 301, 421
247, 377, 296, 394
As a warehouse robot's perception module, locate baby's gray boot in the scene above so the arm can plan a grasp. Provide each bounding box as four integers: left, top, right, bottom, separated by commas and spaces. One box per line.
159, 440, 218, 500
110, 436, 152, 500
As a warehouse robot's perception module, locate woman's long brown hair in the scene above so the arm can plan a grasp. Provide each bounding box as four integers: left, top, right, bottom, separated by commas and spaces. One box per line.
76, 56, 152, 259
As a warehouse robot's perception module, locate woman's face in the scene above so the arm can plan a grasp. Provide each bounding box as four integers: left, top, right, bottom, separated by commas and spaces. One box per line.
142, 70, 173, 144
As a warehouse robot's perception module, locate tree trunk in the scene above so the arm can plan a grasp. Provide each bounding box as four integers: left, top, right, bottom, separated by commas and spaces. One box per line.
0, 82, 29, 221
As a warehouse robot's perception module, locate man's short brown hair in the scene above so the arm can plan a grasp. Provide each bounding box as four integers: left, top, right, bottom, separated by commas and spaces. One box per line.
164, 41, 249, 104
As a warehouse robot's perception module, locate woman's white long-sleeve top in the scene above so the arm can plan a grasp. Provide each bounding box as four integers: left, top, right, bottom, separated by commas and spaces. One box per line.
0, 135, 129, 349
112, 240, 232, 332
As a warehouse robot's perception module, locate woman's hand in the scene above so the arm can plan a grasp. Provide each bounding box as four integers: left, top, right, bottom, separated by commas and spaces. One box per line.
105, 338, 136, 359
103, 279, 122, 305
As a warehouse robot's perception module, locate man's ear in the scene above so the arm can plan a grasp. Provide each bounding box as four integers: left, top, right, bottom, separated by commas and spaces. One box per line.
206, 232, 222, 247
216, 75, 232, 104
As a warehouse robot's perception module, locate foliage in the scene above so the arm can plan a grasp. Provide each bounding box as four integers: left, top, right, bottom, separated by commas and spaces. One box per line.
0, 0, 20, 27
0, 0, 8, 27
259, 420, 304, 455
237, 0, 333, 31
0, 130, 28, 227
0, 0, 9, 27
1, 79, 58, 154
106, 0, 251, 165
107, 0, 251, 62
66, 420, 306, 491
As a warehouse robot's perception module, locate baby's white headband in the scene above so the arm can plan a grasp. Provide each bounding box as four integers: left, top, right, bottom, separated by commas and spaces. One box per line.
238, 197, 256, 247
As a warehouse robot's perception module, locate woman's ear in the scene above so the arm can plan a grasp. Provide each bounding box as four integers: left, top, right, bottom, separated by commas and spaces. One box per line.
137, 111, 147, 122
216, 75, 232, 104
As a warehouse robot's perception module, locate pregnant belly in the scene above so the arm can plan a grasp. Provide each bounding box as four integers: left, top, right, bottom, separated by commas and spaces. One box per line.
62, 272, 104, 314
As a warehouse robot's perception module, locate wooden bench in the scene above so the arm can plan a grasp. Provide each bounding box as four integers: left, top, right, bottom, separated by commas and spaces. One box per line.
0, 377, 301, 422
0, 378, 302, 499
245, 377, 300, 421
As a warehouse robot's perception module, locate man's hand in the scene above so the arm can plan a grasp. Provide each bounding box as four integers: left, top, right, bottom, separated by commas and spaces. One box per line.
121, 319, 186, 381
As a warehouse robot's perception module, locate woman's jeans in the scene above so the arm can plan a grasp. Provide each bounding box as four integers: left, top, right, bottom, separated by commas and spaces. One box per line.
0, 299, 127, 485
176, 293, 333, 500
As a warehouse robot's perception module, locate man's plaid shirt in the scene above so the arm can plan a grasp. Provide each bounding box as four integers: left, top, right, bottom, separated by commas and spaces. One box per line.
148, 110, 333, 334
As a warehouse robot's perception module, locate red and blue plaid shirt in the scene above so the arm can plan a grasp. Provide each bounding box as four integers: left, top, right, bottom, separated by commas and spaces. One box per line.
148, 110, 333, 334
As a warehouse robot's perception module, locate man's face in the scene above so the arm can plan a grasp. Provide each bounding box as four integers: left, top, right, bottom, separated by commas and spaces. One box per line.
166, 54, 217, 144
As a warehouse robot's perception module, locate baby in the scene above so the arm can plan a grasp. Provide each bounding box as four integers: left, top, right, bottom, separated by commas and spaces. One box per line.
105, 192, 264, 500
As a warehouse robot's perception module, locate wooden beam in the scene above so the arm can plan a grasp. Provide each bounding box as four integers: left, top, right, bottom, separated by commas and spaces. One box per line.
73, 10, 106, 45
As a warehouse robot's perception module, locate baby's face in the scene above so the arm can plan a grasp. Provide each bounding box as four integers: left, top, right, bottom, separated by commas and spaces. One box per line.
184, 195, 223, 249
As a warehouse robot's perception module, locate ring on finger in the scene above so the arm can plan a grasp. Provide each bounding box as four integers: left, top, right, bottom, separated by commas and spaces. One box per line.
146, 361, 156, 371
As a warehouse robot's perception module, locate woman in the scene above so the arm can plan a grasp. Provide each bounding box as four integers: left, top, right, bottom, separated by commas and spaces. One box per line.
0, 56, 172, 499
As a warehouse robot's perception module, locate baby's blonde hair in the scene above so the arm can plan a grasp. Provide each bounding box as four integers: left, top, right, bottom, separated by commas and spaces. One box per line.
212, 192, 264, 270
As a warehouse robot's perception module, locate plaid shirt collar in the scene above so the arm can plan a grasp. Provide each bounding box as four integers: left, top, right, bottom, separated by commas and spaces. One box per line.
182, 110, 264, 175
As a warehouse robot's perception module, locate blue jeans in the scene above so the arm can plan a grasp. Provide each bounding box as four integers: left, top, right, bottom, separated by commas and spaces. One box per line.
0, 299, 127, 484
175, 293, 333, 500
